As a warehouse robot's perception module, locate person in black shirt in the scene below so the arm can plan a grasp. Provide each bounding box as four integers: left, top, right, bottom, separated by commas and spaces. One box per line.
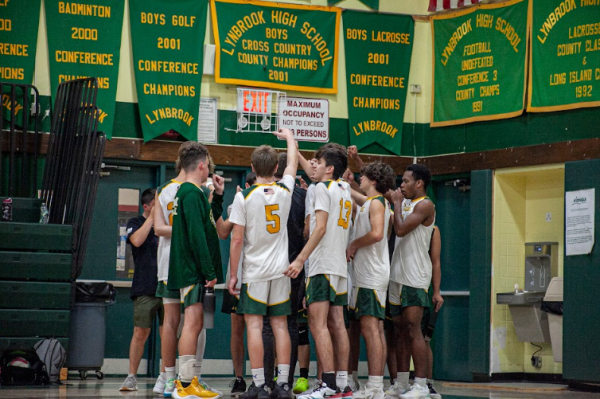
262, 153, 306, 388
120, 188, 164, 392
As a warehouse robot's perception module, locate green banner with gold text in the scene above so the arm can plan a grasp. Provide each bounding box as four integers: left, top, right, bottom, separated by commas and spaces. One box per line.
211, 0, 341, 94
0, 0, 41, 121
528, 0, 600, 112
344, 10, 413, 155
328, 0, 379, 10
431, 0, 529, 127
46, 0, 124, 139
130, 0, 207, 142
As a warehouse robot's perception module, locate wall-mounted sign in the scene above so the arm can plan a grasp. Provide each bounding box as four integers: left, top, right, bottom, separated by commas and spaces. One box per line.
528, 0, 600, 112
566, 188, 595, 256
198, 98, 218, 144
431, 0, 529, 127
211, 0, 341, 93
278, 97, 329, 142
46, 0, 125, 139
237, 89, 273, 114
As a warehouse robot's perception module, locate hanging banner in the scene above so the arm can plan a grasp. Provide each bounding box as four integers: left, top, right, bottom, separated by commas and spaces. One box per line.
130, 0, 207, 142
46, 0, 124, 139
211, 0, 341, 94
431, 0, 529, 127
528, 0, 600, 112
328, 0, 379, 10
0, 0, 41, 121
344, 11, 413, 155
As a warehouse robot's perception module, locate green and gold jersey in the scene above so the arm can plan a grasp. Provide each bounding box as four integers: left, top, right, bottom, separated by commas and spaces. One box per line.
201, 185, 224, 284
168, 182, 215, 290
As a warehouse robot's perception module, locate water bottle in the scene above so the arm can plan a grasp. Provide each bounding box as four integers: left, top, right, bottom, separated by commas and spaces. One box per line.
203, 287, 215, 329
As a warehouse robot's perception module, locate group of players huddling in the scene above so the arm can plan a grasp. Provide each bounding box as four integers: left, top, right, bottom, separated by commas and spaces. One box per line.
152, 129, 443, 399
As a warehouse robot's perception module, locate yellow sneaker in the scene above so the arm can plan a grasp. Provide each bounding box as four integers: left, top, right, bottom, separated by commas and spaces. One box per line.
187, 377, 222, 399
172, 380, 196, 399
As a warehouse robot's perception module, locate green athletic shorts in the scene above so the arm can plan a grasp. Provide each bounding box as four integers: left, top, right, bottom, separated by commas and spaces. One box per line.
237, 277, 291, 317
297, 307, 309, 325
401, 285, 430, 308
180, 284, 205, 309
305, 274, 347, 307
133, 295, 164, 328
155, 281, 180, 300
349, 287, 386, 320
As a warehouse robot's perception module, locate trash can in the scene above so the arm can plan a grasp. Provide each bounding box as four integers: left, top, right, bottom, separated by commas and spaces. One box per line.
541, 277, 563, 363
65, 281, 116, 379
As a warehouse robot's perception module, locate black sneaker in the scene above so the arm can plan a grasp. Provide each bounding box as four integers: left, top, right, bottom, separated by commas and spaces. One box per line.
270, 382, 292, 399
241, 383, 270, 399
231, 377, 247, 396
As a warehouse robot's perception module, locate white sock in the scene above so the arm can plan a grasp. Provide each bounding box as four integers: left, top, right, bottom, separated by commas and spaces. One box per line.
195, 330, 206, 378
159, 372, 166, 380
336, 371, 348, 389
352, 371, 359, 383
165, 366, 176, 381
396, 372, 409, 388
179, 355, 196, 383
252, 368, 265, 387
127, 373, 136, 379
414, 377, 427, 388
368, 376, 383, 389
277, 364, 290, 385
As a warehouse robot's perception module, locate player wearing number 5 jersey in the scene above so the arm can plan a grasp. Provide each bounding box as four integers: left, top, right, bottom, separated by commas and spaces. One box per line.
286, 144, 353, 399
228, 129, 298, 399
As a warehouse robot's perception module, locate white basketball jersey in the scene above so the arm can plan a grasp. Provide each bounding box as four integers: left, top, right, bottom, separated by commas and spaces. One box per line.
353, 196, 391, 291
390, 197, 435, 289
157, 179, 182, 282
225, 204, 243, 290
308, 179, 353, 278
229, 175, 294, 283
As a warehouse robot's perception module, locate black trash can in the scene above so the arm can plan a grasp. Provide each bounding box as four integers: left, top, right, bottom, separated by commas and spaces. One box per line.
66, 281, 116, 380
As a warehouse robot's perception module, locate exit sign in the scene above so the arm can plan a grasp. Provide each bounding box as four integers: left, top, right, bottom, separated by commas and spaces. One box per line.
237, 89, 273, 115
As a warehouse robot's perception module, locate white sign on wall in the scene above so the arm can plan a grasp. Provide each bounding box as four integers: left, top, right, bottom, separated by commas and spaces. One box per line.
278, 97, 329, 142
565, 188, 595, 256
198, 98, 218, 144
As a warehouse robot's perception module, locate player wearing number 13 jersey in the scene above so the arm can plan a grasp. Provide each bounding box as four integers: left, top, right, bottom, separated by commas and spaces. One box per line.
286, 143, 352, 396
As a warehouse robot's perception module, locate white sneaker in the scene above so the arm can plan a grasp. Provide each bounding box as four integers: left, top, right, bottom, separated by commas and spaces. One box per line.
383, 382, 407, 399
349, 379, 361, 393
353, 384, 385, 399
298, 380, 323, 398
399, 384, 429, 399
299, 382, 337, 399
164, 378, 176, 398
199, 380, 224, 397
119, 374, 138, 391
154, 373, 167, 394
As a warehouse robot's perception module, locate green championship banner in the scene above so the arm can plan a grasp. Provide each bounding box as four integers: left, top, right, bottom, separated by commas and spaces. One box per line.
0, 0, 41, 121
431, 0, 529, 127
211, 0, 341, 94
46, 0, 124, 139
328, 0, 379, 10
130, 0, 207, 142
528, 0, 600, 112
344, 11, 413, 155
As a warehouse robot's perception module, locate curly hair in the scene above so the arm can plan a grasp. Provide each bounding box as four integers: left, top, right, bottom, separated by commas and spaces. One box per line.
360, 161, 396, 194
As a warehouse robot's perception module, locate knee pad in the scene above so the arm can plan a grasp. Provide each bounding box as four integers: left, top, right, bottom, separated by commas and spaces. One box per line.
298, 327, 310, 346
